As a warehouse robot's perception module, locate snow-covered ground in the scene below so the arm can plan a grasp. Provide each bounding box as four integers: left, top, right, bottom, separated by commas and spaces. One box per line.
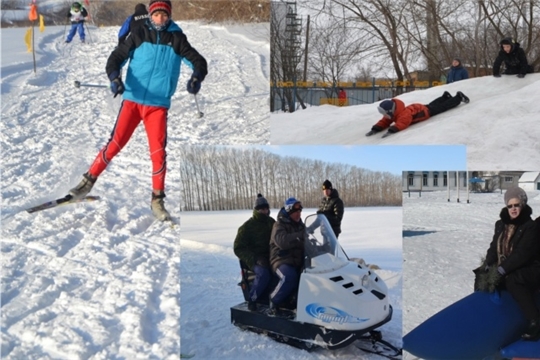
180, 207, 402, 359
270, 75, 540, 170
402, 189, 540, 359
1, 22, 268, 359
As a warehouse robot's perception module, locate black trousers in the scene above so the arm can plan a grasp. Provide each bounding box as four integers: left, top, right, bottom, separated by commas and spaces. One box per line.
505, 265, 540, 320
426, 95, 462, 117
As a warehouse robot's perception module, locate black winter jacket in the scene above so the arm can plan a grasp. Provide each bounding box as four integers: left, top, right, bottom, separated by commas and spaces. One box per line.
485, 205, 540, 275
493, 40, 532, 76
233, 210, 275, 270
317, 189, 344, 236
269, 209, 307, 272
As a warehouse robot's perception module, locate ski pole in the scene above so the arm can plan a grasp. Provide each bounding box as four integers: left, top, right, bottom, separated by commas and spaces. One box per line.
194, 94, 204, 118
84, 22, 92, 43
74, 80, 108, 89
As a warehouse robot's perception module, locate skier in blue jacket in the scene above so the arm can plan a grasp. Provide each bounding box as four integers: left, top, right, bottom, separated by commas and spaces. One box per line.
68, 0, 208, 221
446, 58, 469, 83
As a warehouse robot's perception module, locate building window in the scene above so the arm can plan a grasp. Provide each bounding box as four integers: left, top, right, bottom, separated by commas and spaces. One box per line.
434, 174, 438, 186
444, 174, 448, 186
408, 174, 414, 186
423, 173, 428, 186
504, 176, 513, 183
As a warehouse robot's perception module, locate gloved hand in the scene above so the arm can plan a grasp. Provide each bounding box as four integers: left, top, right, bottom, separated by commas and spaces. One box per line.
517, 73, 525, 78
108, 71, 124, 98
255, 256, 270, 268
493, 74, 501, 78
187, 72, 203, 94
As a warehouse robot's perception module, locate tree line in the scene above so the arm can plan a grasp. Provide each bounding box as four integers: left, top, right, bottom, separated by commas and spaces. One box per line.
179, 146, 402, 211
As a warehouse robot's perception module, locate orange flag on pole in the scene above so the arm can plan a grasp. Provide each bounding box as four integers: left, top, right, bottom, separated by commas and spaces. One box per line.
29, 4, 38, 21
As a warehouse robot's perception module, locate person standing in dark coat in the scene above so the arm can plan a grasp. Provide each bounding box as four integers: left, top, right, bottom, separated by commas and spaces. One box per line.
493, 38, 534, 78
446, 58, 469, 83
234, 194, 275, 311
317, 180, 344, 238
118, 3, 149, 45
269, 197, 306, 312
473, 187, 540, 341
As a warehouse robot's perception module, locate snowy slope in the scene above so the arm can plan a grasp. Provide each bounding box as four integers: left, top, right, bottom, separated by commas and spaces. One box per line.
270, 75, 540, 170
402, 189, 540, 359
1, 22, 268, 359
180, 207, 402, 359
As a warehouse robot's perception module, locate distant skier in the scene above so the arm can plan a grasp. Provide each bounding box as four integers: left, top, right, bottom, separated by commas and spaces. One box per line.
446, 58, 469, 83
65, 2, 88, 43
316, 180, 344, 238
366, 91, 470, 137
234, 194, 276, 311
338, 88, 347, 106
118, 3, 149, 45
269, 197, 306, 314
68, 0, 208, 221
493, 38, 534, 78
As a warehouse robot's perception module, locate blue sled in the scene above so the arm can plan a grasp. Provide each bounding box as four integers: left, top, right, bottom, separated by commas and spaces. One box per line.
404, 290, 540, 360
500, 338, 540, 358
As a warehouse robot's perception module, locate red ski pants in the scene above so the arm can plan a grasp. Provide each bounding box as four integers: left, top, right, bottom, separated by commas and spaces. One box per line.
88, 100, 168, 191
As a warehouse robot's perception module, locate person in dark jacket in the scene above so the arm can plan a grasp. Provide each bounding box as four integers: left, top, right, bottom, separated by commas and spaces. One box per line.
65, 2, 88, 43
493, 38, 534, 78
473, 187, 540, 341
234, 194, 276, 311
67, 0, 208, 221
316, 180, 344, 237
366, 91, 469, 137
118, 3, 149, 45
269, 197, 307, 312
446, 58, 469, 83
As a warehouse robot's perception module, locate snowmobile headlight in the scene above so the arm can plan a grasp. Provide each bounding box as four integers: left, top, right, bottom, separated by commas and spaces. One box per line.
361, 274, 370, 287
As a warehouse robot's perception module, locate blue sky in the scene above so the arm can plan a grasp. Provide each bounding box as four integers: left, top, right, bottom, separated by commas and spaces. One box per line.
252, 145, 466, 175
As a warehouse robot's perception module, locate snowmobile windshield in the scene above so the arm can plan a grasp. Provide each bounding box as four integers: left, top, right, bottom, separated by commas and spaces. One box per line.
304, 214, 348, 268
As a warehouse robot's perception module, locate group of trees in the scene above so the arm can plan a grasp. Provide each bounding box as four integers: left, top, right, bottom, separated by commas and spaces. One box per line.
271, 0, 540, 110
179, 146, 402, 211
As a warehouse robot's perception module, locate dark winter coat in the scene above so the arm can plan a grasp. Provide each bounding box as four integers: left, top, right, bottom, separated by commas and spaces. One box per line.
493, 39, 533, 76
106, 20, 208, 108
446, 63, 469, 83
118, 6, 149, 45
373, 98, 430, 133
317, 189, 344, 236
269, 209, 307, 273
484, 205, 540, 275
233, 210, 275, 270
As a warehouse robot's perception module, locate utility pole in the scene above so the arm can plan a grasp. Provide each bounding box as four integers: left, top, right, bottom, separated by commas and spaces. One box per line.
303, 15, 310, 82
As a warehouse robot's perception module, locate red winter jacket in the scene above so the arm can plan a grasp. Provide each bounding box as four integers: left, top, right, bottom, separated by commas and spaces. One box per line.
373, 99, 430, 132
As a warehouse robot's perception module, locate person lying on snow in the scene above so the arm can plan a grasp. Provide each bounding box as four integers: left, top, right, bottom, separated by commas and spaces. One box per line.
366, 91, 470, 137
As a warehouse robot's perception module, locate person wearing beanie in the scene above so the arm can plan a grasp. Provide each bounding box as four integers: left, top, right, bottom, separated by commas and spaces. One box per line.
493, 37, 534, 78
473, 186, 540, 341
65, 2, 88, 43
268, 197, 307, 314
67, 0, 207, 222
233, 194, 275, 311
118, 3, 149, 45
446, 58, 469, 84
316, 180, 344, 238
366, 89, 470, 137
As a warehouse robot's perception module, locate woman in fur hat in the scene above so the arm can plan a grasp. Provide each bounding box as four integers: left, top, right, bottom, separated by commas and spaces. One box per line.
474, 187, 540, 341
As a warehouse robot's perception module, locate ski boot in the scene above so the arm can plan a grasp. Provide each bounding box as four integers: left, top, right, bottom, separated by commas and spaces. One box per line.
69, 172, 96, 199
365, 130, 378, 136
457, 91, 470, 104
522, 318, 540, 341
151, 191, 171, 221
443, 91, 452, 99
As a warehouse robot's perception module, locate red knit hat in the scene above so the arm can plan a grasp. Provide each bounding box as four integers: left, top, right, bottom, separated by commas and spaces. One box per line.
148, 0, 172, 16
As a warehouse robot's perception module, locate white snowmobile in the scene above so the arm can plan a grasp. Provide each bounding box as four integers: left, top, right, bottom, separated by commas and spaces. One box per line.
231, 214, 401, 357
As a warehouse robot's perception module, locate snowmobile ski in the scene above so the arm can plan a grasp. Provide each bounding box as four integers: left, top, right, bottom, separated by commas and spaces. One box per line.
26, 195, 101, 214
180, 354, 195, 359
355, 331, 402, 359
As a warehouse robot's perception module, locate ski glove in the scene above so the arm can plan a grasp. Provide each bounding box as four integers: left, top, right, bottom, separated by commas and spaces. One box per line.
187, 72, 203, 95
517, 73, 525, 78
108, 71, 124, 98
493, 74, 501, 78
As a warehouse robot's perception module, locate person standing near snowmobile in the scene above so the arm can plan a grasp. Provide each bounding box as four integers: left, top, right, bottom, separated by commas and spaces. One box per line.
366, 91, 470, 137
317, 180, 344, 238
118, 3, 149, 45
234, 194, 276, 311
68, 0, 208, 221
65, 2, 88, 43
493, 38, 534, 78
473, 187, 540, 341
269, 197, 307, 312
446, 58, 469, 83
